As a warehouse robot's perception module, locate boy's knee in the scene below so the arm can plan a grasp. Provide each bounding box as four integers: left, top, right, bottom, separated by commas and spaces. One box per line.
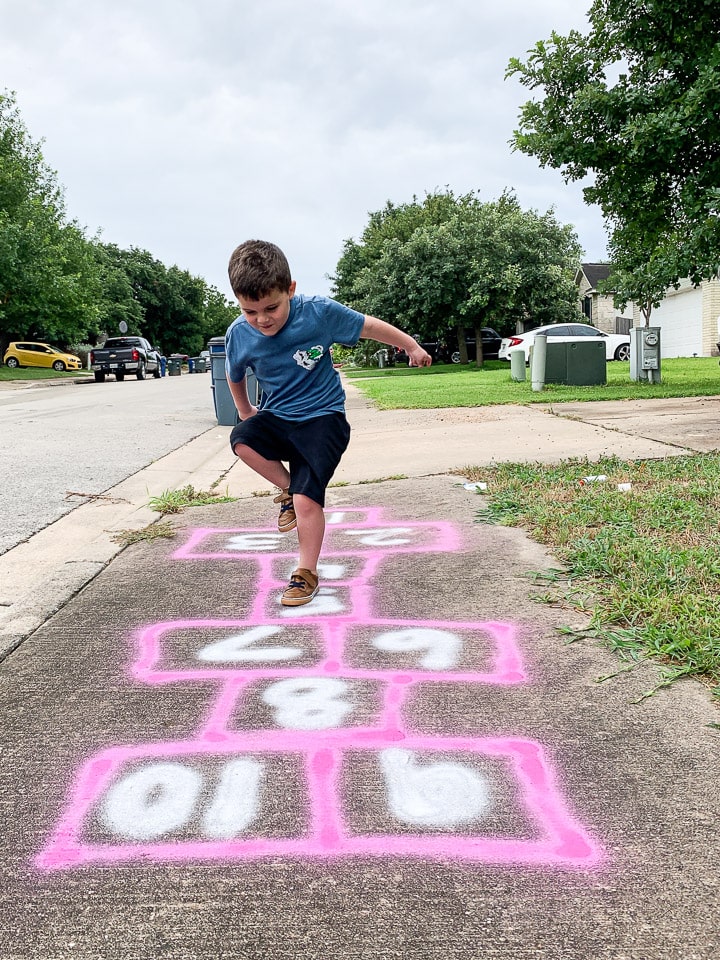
233, 442, 252, 462
293, 492, 323, 516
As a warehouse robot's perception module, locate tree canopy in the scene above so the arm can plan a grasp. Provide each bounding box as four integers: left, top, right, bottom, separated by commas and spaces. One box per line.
0, 90, 236, 355
508, 0, 720, 318
0, 92, 102, 345
332, 189, 582, 363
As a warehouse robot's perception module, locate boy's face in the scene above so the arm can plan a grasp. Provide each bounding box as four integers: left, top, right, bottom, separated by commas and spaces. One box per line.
237, 282, 296, 336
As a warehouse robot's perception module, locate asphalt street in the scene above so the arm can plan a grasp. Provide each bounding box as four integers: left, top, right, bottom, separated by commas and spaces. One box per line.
1, 378, 719, 959
0, 372, 217, 555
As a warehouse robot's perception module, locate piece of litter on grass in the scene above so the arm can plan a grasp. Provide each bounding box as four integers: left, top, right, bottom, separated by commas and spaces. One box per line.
617, 482, 632, 492
464, 482, 488, 491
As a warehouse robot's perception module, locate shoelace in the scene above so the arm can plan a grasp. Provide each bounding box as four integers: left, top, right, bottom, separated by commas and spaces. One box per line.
287, 575, 307, 590
279, 501, 294, 515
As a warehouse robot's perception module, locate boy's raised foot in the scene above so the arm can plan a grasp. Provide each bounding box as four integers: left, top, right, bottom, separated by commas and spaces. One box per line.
274, 489, 297, 532
281, 569, 319, 606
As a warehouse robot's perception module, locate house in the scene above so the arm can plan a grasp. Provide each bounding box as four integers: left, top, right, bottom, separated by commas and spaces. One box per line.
574, 263, 634, 335
630, 277, 720, 358
576, 262, 720, 358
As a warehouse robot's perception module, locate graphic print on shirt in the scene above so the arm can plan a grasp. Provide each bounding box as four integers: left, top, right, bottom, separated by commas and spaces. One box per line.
293, 345, 324, 370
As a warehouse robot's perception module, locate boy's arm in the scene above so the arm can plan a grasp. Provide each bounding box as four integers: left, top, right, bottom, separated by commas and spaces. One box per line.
360, 316, 432, 367
228, 376, 258, 419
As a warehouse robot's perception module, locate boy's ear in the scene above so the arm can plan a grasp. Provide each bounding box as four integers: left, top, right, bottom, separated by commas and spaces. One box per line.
288, 280, 297, 297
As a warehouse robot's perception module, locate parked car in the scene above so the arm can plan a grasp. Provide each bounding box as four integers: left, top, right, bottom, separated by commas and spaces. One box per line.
392, 338, 443, 365
89, 336, 162, 382
393, 328, 503, 364
3, 342, 82, 371
448, 328, 502, 362
498, 323, 631, 363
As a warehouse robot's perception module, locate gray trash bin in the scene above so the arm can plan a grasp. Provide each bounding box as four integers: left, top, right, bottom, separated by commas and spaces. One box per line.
207, 337, 238, 426
208, 337, 263, 425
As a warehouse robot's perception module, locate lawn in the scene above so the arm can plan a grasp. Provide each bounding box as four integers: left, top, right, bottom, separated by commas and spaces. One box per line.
344, 357, 720, 408
348, 357, 720, 705
460, 455, 720, 703
0, 366, 91, 382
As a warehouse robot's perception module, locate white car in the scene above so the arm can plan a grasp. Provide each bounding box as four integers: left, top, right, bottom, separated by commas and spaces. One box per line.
499, 323, 631, 363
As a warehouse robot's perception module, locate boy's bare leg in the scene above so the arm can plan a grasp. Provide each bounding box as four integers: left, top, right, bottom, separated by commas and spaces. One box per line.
233, 443, 290, 492
294, 494, 324, 573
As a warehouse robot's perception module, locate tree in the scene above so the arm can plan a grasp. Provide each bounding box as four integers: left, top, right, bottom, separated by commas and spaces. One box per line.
96, 243, 237, 355
0, 91, 259, 357
508, 0, 720, 321
331, 190, 581, 364
0, 91, 102, 349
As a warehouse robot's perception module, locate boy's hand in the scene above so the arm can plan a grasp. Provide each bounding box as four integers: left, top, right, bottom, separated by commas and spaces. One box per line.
406, 344, 432, 367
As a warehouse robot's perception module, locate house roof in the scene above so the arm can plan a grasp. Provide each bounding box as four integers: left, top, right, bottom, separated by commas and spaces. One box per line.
578, 263, 611, 290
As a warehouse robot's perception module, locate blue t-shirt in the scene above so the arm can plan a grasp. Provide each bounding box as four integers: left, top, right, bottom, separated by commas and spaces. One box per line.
224, 294, 365, 421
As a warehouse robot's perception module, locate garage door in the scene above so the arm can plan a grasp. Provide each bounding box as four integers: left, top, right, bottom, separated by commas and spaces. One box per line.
651, 285, 703, 358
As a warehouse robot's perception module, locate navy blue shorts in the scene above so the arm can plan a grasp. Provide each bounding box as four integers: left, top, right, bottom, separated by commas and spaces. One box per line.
229, 411, 351, 507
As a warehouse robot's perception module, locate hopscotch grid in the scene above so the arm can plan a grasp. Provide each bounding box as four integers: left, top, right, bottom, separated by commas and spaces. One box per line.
36, 507, 604, 873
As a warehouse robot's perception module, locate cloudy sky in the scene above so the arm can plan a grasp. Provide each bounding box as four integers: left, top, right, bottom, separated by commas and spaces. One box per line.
1, 0, 603, 303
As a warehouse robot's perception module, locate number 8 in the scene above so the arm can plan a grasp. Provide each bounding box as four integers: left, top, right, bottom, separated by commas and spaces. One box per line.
261, 677, 353, 729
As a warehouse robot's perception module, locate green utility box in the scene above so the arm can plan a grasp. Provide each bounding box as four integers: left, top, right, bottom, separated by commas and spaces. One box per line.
544, 340, 607, 386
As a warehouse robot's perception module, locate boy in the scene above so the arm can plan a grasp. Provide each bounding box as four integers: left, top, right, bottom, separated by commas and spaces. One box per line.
225, 239, 431, 607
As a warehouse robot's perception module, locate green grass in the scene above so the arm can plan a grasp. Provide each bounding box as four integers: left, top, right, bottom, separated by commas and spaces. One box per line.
458, 455, 720, 702
0, 366, 92, 381
111, 521, 177, 546
345, 357, 720, 408
148, 485, 237, 514
346, 359, 720, 702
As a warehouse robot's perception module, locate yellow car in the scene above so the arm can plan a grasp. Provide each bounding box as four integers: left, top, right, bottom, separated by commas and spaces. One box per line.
3, 342, 83, 372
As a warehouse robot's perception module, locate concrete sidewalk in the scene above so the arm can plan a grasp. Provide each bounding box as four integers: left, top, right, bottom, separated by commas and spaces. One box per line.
1, 381, 710, 659
1, 381, 719, 959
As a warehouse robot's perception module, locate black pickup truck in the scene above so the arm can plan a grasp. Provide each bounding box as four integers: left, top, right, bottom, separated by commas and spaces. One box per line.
89, 337, 162, 382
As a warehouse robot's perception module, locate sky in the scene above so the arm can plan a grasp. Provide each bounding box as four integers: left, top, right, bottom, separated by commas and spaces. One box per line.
0, 0, 604, 303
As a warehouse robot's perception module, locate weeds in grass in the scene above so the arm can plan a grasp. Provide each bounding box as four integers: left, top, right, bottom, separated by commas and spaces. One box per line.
459, 453, 720, 699
148, 484, 237, 514
111, 521, 176, 546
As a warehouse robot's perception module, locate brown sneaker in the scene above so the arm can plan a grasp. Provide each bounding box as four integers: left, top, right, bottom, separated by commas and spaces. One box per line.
281, 568, 319, 606
274, 489, 296, 533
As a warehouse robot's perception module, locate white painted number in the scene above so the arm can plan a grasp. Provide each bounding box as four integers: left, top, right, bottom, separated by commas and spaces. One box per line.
197, 626, 302, 663
262, 677, 353, 729
380, 749, 490, 828
100, 759, 264, 841
372, 627, 461, 670
279, 588, 345, 617
226, 533, 285, 552
101, 762, 202, 840
202, 758, 263, 839
343, 527, 415, 546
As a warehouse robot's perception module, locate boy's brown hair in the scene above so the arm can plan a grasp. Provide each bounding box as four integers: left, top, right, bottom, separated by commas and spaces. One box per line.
228, 240, 292, 300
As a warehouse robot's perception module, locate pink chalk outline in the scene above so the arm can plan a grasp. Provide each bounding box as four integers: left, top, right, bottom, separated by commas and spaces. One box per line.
35, 735, 603, 870
35, 505, 604, 872
171, 508, 460, 561
131, 617, 526, 686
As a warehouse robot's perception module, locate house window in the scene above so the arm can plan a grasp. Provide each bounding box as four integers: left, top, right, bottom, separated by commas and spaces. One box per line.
582, 296, 593, 320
